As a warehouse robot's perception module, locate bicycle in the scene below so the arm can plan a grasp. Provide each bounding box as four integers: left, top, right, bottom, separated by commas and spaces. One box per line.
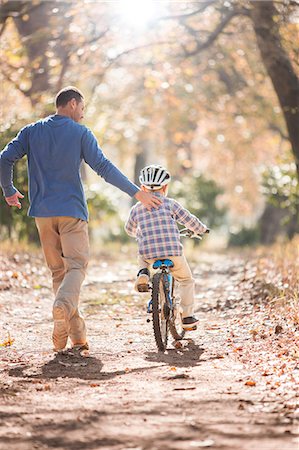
146, 228, 210, 351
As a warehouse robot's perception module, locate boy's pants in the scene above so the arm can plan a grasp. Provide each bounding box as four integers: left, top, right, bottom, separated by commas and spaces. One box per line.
35, 217, 89, 347
138, 254, 195, 318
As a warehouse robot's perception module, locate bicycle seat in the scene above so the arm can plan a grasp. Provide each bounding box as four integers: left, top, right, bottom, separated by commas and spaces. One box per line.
153, 259, 174, 269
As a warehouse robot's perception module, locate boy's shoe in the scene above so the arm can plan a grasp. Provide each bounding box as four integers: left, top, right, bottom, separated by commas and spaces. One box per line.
52, 306, 68, 351
70, 342, 90, 357
135, 274, 150, 292
182, 316, 199, 330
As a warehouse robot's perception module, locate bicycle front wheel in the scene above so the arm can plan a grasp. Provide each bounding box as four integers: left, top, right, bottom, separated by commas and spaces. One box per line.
169, 301, 185, 341
152, 273, 169, 351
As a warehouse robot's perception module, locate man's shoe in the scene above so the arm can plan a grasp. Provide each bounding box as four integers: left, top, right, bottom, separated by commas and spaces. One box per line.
53, 306, 68, 351
135, 274, 150, 292
182, 316, 199, 330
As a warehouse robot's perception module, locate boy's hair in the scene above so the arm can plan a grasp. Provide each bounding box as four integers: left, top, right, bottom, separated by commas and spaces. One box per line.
55, 86, 84, 108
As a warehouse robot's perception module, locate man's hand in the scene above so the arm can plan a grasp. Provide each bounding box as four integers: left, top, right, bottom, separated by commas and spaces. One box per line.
134, 190, 162, 211
5, 191, 24, 209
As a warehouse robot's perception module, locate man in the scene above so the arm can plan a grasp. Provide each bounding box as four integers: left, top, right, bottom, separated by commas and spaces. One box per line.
0, 86, 161, 353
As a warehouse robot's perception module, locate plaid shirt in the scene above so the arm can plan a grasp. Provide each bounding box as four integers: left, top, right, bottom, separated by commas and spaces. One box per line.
125, 193, 207, 259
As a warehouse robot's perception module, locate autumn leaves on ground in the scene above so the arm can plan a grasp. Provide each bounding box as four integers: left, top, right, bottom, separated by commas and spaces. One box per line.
0, 244, 298, 450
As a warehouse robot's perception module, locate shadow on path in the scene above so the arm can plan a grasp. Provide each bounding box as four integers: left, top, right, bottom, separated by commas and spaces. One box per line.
8, 352, 162, 382
145, 339, 205, 368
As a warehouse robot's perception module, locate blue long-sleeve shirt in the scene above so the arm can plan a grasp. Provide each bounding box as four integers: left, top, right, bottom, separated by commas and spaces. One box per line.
0, 115, 139, 221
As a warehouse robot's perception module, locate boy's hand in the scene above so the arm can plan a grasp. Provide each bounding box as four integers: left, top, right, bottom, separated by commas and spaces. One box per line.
134, 190, 162, 211
5, 190, 24, 209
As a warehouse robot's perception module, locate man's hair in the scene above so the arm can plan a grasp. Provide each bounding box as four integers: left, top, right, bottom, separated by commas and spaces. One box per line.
55, 86, 84, 108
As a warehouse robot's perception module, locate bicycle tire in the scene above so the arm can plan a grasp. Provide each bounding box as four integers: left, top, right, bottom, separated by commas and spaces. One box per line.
152, 273, 169, 351
169, 308, 186, 341
169, 279, 185, 341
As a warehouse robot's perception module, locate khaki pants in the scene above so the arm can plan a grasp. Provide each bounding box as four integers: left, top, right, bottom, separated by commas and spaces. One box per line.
35, 217, 89, 346
138, 254, 195, 318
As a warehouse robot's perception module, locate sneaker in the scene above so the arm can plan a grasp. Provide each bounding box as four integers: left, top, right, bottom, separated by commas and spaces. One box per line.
135, 274, 150, 292
182, 316, 199, 330
52, 306, 68, 351
70, 342, 90, 357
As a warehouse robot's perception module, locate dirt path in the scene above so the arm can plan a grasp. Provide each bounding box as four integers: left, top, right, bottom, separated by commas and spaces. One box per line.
0, 250, 298, 450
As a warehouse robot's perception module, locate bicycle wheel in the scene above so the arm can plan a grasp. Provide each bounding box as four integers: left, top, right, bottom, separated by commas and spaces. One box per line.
152, 273, 169, 351
169, 280, 185, 341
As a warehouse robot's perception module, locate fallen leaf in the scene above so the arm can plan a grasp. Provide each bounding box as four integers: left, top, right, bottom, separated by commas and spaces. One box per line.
275, 325, 283, 335
0, 333, 15, 347
173, 387, 196, 391
174, 341, 183, 349
166, 373, 191, 380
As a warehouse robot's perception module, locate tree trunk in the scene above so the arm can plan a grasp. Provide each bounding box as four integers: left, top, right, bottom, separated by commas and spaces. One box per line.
13, 2, 56, 104
5, 1, 71, 106
250, 1, 299, 179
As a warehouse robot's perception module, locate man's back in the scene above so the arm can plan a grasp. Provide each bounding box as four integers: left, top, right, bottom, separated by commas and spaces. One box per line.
9, 114, 87, 219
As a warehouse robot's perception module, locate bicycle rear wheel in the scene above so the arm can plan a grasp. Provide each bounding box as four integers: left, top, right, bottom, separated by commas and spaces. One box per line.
152, 273, 169, 351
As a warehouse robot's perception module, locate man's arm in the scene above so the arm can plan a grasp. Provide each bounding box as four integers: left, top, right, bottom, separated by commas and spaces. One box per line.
0, 127, 28, 208
81, 128, 161, 211
134, 190, 161, 210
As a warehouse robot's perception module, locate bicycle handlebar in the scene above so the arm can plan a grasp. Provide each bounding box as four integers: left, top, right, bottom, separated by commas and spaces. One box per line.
179, 228, 210, 239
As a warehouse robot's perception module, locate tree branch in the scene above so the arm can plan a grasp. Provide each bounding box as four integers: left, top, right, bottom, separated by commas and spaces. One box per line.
268, 123, 289, 141
0, 68, 28, 97
180, 9, 240, 57
159, 1, 216, 21
104, 40, 175, 68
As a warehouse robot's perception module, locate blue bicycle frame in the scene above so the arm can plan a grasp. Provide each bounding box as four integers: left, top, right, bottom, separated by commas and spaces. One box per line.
147, 259, 174, 313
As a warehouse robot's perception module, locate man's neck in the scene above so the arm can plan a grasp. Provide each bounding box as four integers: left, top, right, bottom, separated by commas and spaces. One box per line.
56, 109, 71, 119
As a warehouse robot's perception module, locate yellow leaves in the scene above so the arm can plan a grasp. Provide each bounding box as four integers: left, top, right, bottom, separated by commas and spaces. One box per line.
173, 132, 184, 144
250, 329, 259, 340
0, 333, 15, 347
3, 270, 19, 280
233, 346, 243, 352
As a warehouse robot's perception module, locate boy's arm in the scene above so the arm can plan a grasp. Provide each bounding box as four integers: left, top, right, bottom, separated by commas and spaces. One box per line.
172, 200, 207, 234
0, 126, 29, 206
124, 208, 137, 237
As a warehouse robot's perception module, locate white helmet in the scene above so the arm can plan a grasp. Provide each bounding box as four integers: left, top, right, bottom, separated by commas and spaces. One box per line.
139, 165, 171, 190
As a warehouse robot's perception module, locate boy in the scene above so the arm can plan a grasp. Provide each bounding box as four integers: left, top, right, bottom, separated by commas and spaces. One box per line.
125, 165, 208, 329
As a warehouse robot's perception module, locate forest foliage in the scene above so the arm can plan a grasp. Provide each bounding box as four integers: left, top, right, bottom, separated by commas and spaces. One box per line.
0, 0, 298, 244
